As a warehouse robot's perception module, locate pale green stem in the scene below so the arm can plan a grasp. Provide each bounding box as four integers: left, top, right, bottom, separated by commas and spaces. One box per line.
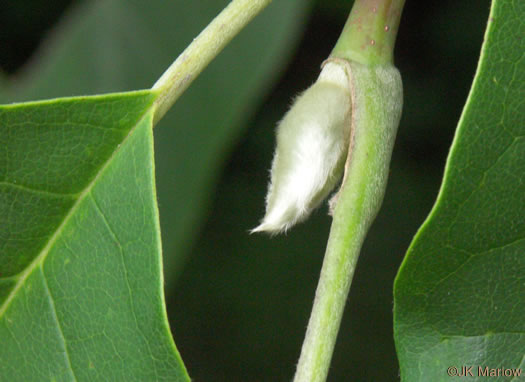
332, 0, 406, 65
294, 1, 405, 381
151, 0, 272, 125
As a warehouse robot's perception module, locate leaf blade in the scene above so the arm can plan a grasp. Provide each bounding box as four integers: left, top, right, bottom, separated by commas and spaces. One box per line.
394, 0, 525, 379
0, 92, 189, 380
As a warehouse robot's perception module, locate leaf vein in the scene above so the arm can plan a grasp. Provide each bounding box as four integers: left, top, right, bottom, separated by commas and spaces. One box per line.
0, 105, 152, 319
0, 181, 79, 198
446, 136, 520, 240
40, 267, 78, 382
90, 193, 161, 380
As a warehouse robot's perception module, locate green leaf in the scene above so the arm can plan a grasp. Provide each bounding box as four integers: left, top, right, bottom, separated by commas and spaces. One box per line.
394, 0, 525, 379
0, 91, 189, 380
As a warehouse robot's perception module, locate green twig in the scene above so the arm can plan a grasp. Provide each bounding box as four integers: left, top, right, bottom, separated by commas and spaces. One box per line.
152, 0, 272, 125
294, 1, 405, 381
332, 0, 406, 65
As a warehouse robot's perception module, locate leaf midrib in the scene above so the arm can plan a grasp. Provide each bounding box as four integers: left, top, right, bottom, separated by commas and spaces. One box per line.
0, 105, 154, 318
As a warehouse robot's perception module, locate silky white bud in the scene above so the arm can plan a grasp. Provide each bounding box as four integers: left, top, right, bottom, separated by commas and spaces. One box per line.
252, 61, 352, 233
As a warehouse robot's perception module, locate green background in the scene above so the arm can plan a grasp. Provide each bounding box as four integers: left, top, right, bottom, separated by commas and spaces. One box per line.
0, 0, 491, 380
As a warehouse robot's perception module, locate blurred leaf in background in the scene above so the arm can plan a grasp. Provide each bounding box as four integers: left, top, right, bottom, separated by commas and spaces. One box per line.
0, 0, 492, 380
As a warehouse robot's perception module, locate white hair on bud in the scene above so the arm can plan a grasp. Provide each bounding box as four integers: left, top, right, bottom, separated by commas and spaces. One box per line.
252, 62, 352, 234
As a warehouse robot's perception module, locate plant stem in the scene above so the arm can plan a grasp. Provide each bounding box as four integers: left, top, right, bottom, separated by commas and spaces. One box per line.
294, 1, 405, 381
332, 0, 405, 65
151, 0, 272, 125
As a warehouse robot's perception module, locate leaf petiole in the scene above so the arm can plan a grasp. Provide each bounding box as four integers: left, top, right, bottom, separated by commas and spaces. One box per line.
152, 0, 272, 125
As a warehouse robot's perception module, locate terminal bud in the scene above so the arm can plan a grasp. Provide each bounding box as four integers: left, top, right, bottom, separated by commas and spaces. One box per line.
252, 60, 352, 234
